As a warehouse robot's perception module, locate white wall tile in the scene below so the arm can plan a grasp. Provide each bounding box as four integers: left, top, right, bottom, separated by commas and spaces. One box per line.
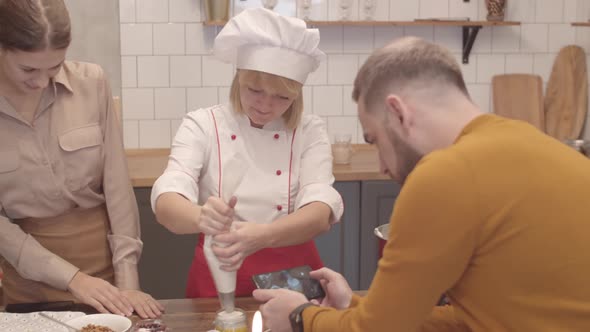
139, 120, 171, 148
575, 28, 590, 53
202, 56, 234, 86
521, 24, 549, 53
302, 86, 312, 115
313, 86, 343, 116
120, 24, 152, 55
342, 27, 374, 53
435, 27, 462, 53
306, 0, 329, 21
119, 0, 136, 23
404, 26, 434, 42
186, 24, 216, 55
121, 56, 137, 88
137, 56, 169, 87
170, 55, 202, 87
318, 27, 343, 54
374, 26, 404, 49
453, 53, 477, 83
307, 60, 328, 86
122, 88, 154, 119
533, 53, 555, 83
218, 87, 231, 104
467, 84, 491, 113
449, 0, 478, 20
171, 119, 183, 140
536, 0, 564, 23
123, 120, 139, 148
492, 26, 521, 53
342, 86, 357, 116
419, 0, 449, 19
389, 0, 419, 21
361, 0, 389, 21
328, 55, 359, 85
154, 23, 185, 55
505, 0, 536, 23
155, 88, 187, 119
548, 24, 576, 52
169, 0, 201, 22
187, 87, 219, 111
505, 54, 534, 74
564, 0, 578, 22
477, 54, 505, 83
359, 54, 370, 67
327, 117, 358, 143
577, 0, 590, 21
136, 0, 169, 23
328, 0, 359, 21
471, 28, 492, 54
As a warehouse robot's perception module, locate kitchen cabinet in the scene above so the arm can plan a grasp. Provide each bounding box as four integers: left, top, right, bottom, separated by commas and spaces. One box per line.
135, 179, 399, 297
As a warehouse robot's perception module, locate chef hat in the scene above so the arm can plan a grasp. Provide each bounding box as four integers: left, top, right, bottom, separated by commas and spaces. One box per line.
214, 8, 325, 84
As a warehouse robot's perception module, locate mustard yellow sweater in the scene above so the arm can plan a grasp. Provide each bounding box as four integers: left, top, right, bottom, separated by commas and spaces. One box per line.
304, 114, 590, 331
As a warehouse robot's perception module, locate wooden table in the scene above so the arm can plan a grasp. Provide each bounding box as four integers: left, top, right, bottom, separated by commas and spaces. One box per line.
143, 297, 261, 331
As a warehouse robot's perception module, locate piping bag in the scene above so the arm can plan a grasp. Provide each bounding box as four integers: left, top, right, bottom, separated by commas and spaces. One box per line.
204, 156, 247, 313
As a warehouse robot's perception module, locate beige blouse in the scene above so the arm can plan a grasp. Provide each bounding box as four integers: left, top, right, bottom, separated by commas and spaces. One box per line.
0, 61, 142, 291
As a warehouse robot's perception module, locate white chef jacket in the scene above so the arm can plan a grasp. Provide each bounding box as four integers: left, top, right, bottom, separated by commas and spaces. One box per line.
151, 104, 343, 226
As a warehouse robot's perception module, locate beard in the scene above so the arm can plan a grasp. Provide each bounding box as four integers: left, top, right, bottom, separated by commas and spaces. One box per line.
386, 125, 424, 185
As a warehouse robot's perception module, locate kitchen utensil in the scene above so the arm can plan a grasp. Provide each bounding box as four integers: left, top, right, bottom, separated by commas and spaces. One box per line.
544, 45, 588, 140
492, 74, 545, 130
39, 312, 81, 331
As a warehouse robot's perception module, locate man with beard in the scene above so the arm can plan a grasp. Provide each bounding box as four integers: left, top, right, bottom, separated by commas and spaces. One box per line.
253, 36, 590, 332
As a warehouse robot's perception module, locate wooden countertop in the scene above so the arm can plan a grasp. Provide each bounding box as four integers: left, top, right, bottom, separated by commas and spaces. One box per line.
126, 144, 389, 188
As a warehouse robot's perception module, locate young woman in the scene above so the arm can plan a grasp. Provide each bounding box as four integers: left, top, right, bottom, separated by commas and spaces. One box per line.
0, 0, 162, 318
152, 8, 344, 298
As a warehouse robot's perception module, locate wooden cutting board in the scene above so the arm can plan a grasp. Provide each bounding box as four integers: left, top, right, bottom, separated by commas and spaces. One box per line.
492, 74, 544, 130
544, 45, 588, 140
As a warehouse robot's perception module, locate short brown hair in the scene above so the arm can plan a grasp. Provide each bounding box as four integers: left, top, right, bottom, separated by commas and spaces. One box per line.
352, 37, 469, 112
230, 69, 304, 130
0, 0, 71, 51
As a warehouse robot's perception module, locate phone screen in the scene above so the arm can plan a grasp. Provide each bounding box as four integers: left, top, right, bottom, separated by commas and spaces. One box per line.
251, 265, 325, 300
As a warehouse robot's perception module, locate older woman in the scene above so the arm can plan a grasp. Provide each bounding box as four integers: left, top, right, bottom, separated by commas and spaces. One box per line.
151, 8, 343, 298
0, 0, 162, 318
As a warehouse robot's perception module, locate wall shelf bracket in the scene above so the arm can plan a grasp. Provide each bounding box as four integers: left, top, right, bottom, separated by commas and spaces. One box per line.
462, 25, 481, 64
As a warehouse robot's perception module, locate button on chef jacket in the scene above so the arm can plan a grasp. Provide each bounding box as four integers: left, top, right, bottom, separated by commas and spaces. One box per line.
151, 104, 344, 296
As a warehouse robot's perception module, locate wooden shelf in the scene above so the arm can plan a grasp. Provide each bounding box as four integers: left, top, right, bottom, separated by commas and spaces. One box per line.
203, 19, 521, 64
572, 22, 590, 27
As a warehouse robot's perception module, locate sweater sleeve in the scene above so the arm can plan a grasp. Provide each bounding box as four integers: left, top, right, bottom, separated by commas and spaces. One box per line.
303, 151, 481, 331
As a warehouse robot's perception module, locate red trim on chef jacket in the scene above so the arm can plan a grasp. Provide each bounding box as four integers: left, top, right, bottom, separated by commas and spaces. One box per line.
185, 125, 323, 298
210, 109, 222, 199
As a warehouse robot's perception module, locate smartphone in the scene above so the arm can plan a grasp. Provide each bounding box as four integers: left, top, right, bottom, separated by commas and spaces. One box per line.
252, 265, 325, 300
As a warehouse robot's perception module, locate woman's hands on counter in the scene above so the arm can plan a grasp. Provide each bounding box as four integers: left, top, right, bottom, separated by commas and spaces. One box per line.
121, 289, 165, 318
68, 272, 164, 318
212, 222, 270, 271
68, 271, 134, 316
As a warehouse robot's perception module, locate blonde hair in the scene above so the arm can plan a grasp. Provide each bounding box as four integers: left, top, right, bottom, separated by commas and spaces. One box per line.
230, 69, 304, 129
352, 37, 469, 112
0, 0, 71, 51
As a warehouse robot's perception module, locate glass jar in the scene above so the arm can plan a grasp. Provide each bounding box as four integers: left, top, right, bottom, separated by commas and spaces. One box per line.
213, 308, 248, 332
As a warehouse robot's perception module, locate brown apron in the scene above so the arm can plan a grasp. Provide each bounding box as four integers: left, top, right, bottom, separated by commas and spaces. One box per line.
1, 204, 114, 304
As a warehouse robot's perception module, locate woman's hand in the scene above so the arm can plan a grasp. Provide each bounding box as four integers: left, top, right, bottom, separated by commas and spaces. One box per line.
121, 289, 165, 319
199, 196, 237, 235
67, 272, 134, 316
212, 222, 270, 271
